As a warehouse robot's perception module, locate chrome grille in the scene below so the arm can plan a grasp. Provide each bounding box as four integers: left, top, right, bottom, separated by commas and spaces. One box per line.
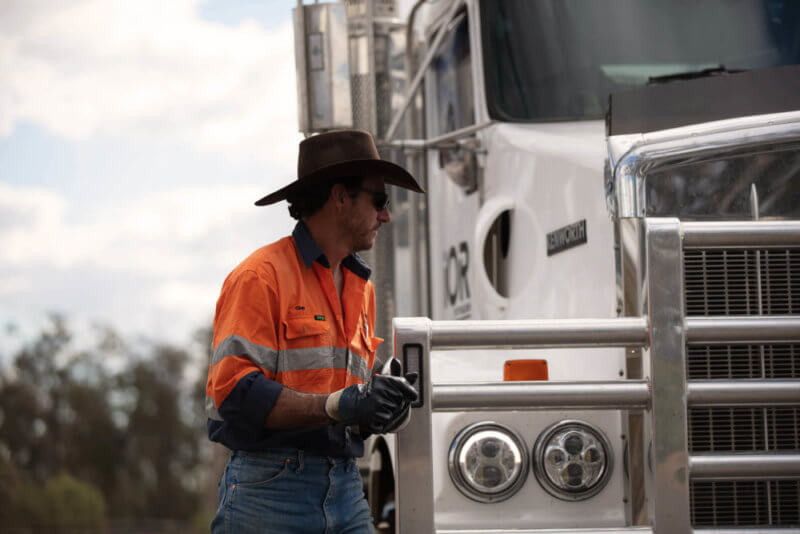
688, 407, 800, 452
684, 247, 800, 527
688, 344, 800, 379
691, 481, 800, 526
684, 249, 800, 316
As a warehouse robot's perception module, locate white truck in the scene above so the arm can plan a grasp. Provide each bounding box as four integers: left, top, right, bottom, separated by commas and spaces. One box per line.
292, 0, 800, 532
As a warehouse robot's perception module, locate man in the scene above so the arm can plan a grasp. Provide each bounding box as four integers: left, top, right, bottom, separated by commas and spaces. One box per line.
206, 129, 425, 533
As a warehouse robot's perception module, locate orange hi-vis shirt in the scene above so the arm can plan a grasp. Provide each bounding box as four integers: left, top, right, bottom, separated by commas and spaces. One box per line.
205, 221, 383, 456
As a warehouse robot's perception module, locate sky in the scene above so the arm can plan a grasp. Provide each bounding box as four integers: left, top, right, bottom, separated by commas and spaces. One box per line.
0, 0, 305, 355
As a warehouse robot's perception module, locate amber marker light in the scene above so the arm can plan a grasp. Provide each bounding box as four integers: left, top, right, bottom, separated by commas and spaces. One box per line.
503, 359, 548, 381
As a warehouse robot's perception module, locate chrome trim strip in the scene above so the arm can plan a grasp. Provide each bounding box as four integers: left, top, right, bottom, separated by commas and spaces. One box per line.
687, 380, 800, 407
694, 530, 800, 534
432, 381, 650, 411
435, 529, 795, 534
378, 121, 494, 150
643, 218, 691, 531
394, 317, 434, 534
424, 379, 799, 411
429, 317, 649, 350
391, 313, 800, 351
436, 530, 800, 534
682, 220, 800, 247
690, 452, 800, 481
436, 528, 655, 534
686, 316, 800, 344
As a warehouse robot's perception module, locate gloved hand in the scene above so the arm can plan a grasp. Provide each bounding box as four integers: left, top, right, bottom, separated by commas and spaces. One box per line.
325, 369, 418, 433
379, 373, 417, 433
374, 358, 418, 433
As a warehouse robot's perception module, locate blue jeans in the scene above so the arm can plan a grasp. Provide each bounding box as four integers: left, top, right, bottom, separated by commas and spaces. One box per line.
211, 449, 374, 534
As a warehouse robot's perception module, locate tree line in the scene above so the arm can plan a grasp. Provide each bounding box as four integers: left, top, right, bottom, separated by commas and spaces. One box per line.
0, 315, 222, 533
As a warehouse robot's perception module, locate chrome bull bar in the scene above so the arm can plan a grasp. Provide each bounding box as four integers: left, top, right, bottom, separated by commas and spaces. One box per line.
432, 377, 800, 411
393, 219, 800, 534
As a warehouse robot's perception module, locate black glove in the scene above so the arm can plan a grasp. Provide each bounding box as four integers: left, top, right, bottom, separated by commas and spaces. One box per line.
376, 358, 418, 433
379, 374, 417, 433
325, 373, 418, 432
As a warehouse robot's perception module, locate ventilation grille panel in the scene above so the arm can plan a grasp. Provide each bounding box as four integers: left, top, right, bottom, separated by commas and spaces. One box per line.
683, 246, 800, 527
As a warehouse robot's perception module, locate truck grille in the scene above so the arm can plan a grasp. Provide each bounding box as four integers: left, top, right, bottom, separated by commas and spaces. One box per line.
684, 247, 800, 528
691, 481, 800, 526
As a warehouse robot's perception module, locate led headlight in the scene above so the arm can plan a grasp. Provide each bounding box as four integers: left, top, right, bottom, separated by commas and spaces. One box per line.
532, 420, 613, 501
448, 422, 528, 503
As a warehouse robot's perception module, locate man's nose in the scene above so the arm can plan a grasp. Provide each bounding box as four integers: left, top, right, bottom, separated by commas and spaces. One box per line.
378, 206, 391, 223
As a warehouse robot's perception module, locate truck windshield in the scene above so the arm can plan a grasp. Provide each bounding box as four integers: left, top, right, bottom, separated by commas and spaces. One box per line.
480, 0, 800, 122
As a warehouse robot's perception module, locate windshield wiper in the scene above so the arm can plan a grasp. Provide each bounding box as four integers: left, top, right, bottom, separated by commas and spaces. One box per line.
648, 65, 747, 85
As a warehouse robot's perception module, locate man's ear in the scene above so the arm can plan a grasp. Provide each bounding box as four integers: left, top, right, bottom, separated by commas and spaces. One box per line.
330, 183, 349, 208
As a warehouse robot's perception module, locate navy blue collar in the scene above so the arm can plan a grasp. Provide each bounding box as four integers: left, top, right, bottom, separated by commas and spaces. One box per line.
292, 221, 371, 280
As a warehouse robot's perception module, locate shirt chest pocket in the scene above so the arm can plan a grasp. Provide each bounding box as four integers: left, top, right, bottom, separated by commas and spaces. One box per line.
356, 320, 383, 361
281, 316, 333, 374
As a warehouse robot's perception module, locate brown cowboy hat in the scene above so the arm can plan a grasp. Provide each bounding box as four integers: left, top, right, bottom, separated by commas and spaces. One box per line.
255, 129, 425, 206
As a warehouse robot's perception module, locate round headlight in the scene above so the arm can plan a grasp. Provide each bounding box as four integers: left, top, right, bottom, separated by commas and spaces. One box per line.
532, 420, 613, 501
448, 422, 528, 503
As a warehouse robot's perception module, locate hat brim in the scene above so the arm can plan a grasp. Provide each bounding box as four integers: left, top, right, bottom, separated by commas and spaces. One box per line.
255, 159, 425, 206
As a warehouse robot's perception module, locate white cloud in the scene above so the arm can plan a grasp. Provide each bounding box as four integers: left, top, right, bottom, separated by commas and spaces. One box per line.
154, 279, 219, 315
0, 182, 294, 275
0, 0, 301, 164
0, 180, 296, 343
0, 183, 70, 265
0, 276, 31, 297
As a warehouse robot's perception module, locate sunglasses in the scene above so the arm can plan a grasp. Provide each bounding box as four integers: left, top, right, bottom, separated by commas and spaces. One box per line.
356, 188, 390, 211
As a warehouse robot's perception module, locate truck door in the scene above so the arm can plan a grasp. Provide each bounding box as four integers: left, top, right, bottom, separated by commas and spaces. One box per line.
425, 10, 480, 320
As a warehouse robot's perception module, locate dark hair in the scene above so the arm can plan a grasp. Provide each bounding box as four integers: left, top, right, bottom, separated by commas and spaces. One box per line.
287, 176, 363, 220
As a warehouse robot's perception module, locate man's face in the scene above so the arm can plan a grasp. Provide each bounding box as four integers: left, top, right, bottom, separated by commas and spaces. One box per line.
344, 175, 391, 253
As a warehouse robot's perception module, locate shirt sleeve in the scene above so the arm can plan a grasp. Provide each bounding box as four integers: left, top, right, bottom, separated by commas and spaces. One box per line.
206, 268, 284, 432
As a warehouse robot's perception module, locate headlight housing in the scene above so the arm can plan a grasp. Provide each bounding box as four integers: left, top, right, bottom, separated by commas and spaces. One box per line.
448, 422, 528, 503
532, 420, 613, 501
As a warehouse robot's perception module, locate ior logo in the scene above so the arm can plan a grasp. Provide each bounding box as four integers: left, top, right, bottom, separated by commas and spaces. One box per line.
444, 242, 471, 318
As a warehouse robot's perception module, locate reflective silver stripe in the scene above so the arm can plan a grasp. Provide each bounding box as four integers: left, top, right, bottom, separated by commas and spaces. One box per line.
212, 335, 278, 371
333, 347, 347, 372
347, 350, 371, 383
278, 346, 343, 373
279, 346, 372, 382
205, 396, 223, 420
206, 349, 371, 421
207, 335, 276, 420
211, 341, 370, 375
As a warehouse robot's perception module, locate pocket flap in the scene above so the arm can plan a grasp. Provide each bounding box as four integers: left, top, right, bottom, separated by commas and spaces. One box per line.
284, 316, 329, 340
368, 336, 384, 352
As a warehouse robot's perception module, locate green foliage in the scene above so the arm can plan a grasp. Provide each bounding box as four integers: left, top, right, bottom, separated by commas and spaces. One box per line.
4, 472, 106, 530
46, 472, 107, 528
190, 509, 216, 534
0, 316, 213, 528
